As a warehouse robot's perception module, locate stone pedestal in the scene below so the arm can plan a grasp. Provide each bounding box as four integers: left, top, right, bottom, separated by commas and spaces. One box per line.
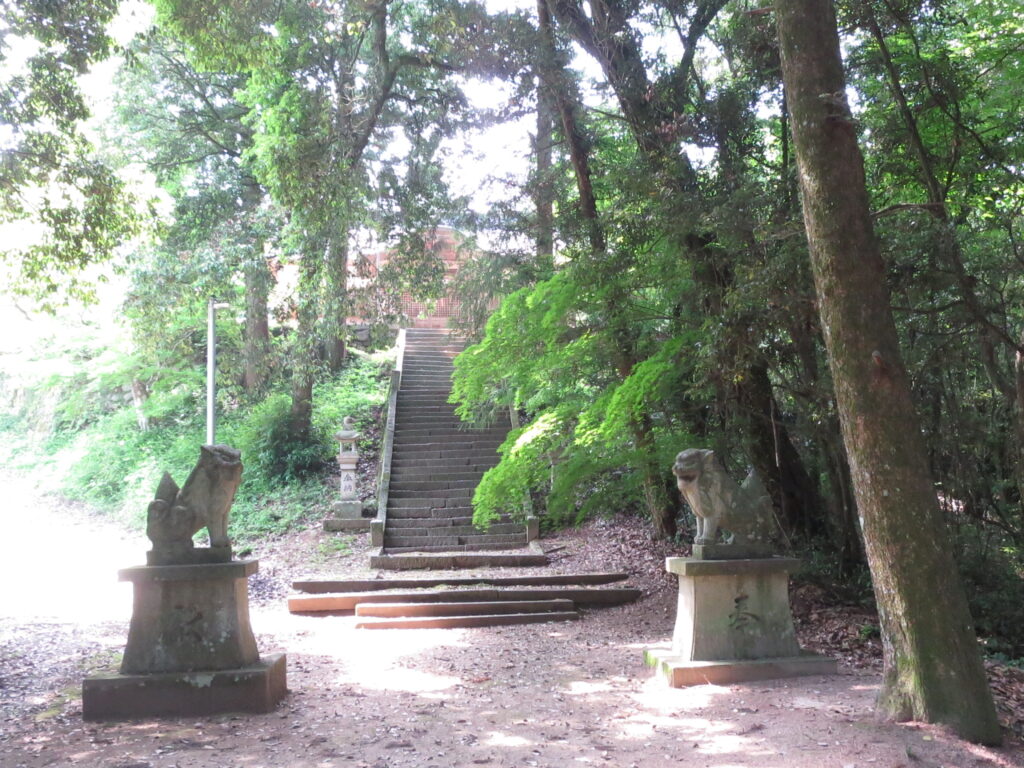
645, 556, 835, 687
82, 560, 287, 719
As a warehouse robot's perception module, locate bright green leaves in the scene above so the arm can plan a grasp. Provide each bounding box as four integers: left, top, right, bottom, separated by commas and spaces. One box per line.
1, 0, 141, 307
452, 266, 698, 529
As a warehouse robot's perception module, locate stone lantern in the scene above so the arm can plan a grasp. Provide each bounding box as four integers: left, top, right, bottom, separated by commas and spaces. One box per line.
332, 416, 361, 518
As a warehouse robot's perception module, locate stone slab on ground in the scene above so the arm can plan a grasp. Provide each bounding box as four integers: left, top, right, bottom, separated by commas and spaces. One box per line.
354, 611, 580, 629
644, 646, 837, 687
354, 598, 576, 617
292, 571, 630, 593
323, 518, 372, 532
288, 586, 642, 613
82, 653, 287, 720
369, 550, 548, 570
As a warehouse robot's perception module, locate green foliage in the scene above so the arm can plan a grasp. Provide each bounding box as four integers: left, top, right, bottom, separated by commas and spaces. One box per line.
0, 321, 389, 541
229, 392, 322, 484
955, 531, 1024, 658
223, 353, 388, 488
455, 267, 698, 531
0, 0, 143, 307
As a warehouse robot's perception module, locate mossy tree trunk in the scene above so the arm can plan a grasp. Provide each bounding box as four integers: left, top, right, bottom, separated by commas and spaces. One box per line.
775, 0, 1001, 745
241, 175, 271, 393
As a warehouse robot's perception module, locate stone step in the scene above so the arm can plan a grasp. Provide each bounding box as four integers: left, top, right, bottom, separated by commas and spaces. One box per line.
389, 450, 498, 462
383, 533, 528, 549
394, 427, 505, 438
389, 490, 473, 503
394, 405, 461, 414
393, 415, 462, 424
289, 587, 642, 612
355, 611, 579, 629
370, 551, 550, 570
390, 471, 486, 483
393, 415, 466, 428
391, 448, 500, 461
384, 516, 492, 529
388, 494, 471, 507
355, 598, 575, 618
388, 479, 478, 493
385, 520, 517, 534
390, 456, 495, 470
385, 542, 530, 554
385, 506, 475, 519
292, 572, 630, 593
395, 397, 460, 408
392, 437, 504, 449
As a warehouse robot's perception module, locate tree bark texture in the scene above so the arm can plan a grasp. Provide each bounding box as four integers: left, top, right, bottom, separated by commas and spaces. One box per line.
775, 0, 1001, 744
534, 0, 556, 271
290, 250, 319, 441
241, 177, 271, 393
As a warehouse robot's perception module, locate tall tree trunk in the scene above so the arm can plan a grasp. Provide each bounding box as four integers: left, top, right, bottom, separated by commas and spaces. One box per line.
535, 0, 556, 273
324, 236, 348, 372
130, 378, 150, 432
290, 252, 318, 440
736, 362, 824, 540
241, 176, 271, 393
775, 0, 1001, 744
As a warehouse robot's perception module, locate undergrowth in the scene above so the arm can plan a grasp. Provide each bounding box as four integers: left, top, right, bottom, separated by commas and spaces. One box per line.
0, 340, 391, 543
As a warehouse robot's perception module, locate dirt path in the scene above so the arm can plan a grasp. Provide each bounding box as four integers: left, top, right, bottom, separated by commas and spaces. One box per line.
1, 474, 1021, 768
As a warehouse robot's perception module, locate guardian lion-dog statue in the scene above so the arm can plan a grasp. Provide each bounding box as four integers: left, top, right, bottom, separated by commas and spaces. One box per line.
672, 448, 774, 547
146, 444, 243, 565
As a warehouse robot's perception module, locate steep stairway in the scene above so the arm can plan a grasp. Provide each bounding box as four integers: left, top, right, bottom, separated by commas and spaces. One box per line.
371, 328, 545, 569
288, 572, 642, 629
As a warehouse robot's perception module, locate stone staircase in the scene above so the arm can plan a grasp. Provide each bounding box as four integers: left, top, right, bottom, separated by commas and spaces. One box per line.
370, 328, 545, 570
288, 573, 641, 629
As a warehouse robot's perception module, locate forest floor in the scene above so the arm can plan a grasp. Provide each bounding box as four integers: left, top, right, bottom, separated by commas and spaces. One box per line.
1, 471, 1023, 768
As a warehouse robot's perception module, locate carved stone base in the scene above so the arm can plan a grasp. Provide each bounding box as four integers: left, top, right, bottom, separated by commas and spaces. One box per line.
119, 560, 260, 674
644, 648, 835, 687
644, 556, 836, 687
331, 500, 364, 519
82, 654, 286, 720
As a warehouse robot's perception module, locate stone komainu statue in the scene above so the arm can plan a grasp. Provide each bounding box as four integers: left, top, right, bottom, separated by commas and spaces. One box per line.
146, 444, 243, 565
672, 448, 775, 547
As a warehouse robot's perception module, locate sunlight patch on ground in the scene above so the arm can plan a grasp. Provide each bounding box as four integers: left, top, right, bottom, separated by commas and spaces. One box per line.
631, 674, 727, 712
272, 615, 468, 694
482, 731, 534, 748
565, 680, 615, 695
345, 666, 460, 694
0, 475, 142, 623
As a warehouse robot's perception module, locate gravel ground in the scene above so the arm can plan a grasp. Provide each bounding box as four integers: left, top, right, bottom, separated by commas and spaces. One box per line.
1, 472, 1022, 768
